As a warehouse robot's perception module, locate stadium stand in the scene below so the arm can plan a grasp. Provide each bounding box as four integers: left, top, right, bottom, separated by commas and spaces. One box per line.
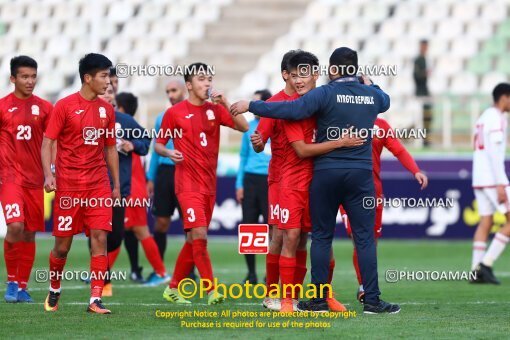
0, 0, 508, 147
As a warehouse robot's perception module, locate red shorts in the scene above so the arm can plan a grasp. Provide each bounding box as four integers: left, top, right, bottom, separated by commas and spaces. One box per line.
124, 206, 148, 228
0, 182, 25, 225
268, 181, 280, 225
340, 204, 383, 239
278, 189, 311, 232
22, 187, 44, 232
177, 192, 215, 229
52, 187, 112, 237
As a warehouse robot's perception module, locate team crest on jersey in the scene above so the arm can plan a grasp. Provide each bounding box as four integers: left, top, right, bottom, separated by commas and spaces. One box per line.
206, 109, 215, 120
31, 105, 39, 115
99, 106, 107, 118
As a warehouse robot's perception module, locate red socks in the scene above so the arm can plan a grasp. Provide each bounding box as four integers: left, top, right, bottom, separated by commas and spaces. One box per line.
90, 255, 108, 299
192, 239, 214, 292
352, 248, 362, 285
49, 251, 67, 291
141, 237, 166, 276
107, 247, 121, 270
4, 240, 20, 283
266, 253, 280, 296
295, 250, 308, 298
169, 242, 195, 289
279, 256, 296, 299
18, 241, 36, 289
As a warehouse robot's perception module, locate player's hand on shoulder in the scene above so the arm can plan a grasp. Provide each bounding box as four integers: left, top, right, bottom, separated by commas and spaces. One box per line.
415, 172, 429, 190
168, 149, 184, 163
44, 175, 56, 193
230, 100, 249, 117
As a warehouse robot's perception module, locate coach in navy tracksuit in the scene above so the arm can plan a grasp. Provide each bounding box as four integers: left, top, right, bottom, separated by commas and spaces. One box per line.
231, 47, 400, 314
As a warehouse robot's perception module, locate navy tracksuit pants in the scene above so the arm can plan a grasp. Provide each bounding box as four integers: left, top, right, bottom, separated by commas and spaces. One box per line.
309, 168, 381, 305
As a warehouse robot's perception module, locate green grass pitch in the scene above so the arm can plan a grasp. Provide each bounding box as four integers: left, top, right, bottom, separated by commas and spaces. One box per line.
1, 236, 509, 339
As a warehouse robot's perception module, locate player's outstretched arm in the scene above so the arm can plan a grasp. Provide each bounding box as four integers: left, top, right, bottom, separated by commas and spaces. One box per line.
105, 145, 121, 199
291, 135, 365, 159
155, 142, 183, 163
41, 136, 56, 193
231, 87, 324, 120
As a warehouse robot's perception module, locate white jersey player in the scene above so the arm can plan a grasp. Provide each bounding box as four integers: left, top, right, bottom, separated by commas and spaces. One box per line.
471, 83, 510, 284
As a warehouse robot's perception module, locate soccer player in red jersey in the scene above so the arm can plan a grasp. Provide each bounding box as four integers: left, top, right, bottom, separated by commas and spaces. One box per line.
250, 50, 299, 310
1, 56, 53, 303
41, 53, 119, 314
340, 116, 428, 303
155, 63, 248, 305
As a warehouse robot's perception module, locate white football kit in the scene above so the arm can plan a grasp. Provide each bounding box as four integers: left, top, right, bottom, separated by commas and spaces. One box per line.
472, 107, 510, 216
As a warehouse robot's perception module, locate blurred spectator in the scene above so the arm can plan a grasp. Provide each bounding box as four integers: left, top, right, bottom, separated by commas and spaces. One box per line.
236, 89, 272, 284
413, 40, 432, 147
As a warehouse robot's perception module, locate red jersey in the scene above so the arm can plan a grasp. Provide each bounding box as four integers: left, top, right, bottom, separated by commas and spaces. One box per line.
372, 118, 420, 189
130, 153, 147, 199
281, 117, 317, 191
44, 92, 116, 191
256, 90, 299, 184
156, 100, 235, 195
0, 93, 53, 188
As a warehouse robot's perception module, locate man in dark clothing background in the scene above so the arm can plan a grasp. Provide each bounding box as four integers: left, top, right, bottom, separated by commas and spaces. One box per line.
413, 40, 432, 147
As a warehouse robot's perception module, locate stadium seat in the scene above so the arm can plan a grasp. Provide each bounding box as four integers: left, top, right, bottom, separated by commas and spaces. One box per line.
305, 2, 332, 21
467, 55, 493, 75
150, 20, 177, 38
480, 72, 508, 94
450, 73, 478, 95
138, 2, 166, 21
108, 1, 135, 24
121, 19, 150, 38
450, 38, 479, 58
436, 19, 464, 40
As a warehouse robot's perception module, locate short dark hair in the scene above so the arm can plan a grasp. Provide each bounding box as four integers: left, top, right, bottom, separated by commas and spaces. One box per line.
492, 83, 510, 103
281, 50, 301, 73
183, 62, 212, 83
116, 92, 138, 116
10, 55, 37, 77
329, 47, 358, 76
287, 51, 319, 73
78, 53, 113, 83
110, 67, 117, 78
254, 89, 272, 101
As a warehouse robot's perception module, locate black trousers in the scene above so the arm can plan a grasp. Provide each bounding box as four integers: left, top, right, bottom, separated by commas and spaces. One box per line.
309, 168, 380, 304
242, 173, 268, 224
